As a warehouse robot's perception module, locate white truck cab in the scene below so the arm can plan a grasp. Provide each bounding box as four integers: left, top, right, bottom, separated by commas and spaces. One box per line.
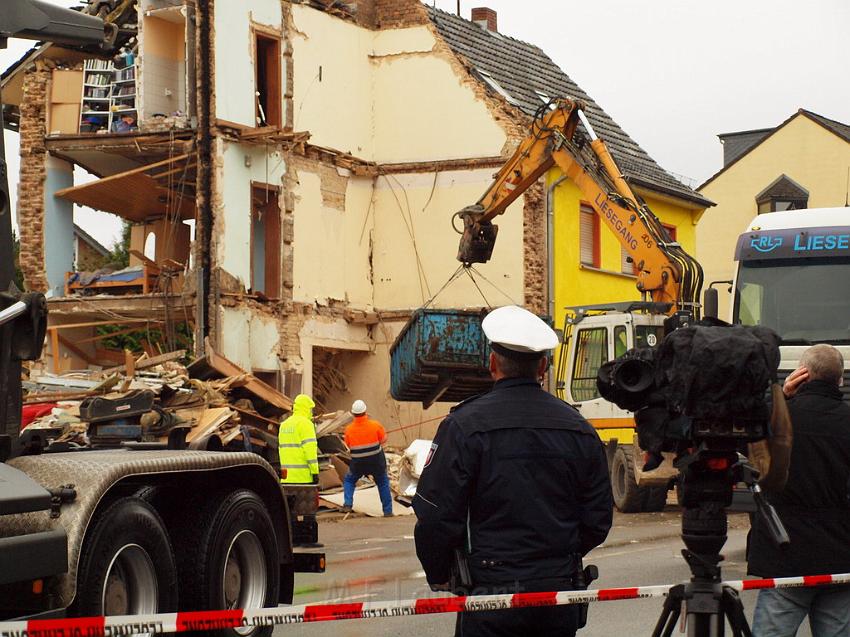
733, 208, 850, 391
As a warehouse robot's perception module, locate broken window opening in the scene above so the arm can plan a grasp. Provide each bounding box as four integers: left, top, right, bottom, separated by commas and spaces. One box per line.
311, 347, 349, 413
255, 33, 282, 128
250, 183, 281, 297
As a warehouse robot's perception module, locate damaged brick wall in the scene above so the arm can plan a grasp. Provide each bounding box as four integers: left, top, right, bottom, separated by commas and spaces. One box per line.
522, 181, 547, 315
16, 66, 51, 292
289, 155, 347, 210
294, 0, 426, 30
373, 0, 429, 29
282, 156, 297, 300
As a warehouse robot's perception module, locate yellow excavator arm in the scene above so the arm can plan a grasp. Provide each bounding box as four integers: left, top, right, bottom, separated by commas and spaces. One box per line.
456, 98, 702, 315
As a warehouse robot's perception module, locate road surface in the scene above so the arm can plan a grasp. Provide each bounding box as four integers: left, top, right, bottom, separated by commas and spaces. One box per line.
276, 508, 812, 636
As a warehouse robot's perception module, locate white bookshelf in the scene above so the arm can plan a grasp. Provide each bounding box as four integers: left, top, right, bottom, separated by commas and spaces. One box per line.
80, 60, 113, 133
79, 57, 139, 133
110, 60, 138, 131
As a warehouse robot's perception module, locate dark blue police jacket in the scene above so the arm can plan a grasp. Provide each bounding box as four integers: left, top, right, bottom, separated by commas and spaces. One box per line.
413, 377, 613, 587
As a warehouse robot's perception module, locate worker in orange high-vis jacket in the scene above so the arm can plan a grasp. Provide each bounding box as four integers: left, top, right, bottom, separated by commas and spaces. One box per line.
279, 394, 319, 485
342, 400, 394, 516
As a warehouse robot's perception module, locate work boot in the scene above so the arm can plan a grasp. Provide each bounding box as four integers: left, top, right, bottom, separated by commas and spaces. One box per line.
340, 505, 353, 513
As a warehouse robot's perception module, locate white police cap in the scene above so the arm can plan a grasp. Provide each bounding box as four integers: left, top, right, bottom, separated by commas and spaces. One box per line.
482, 305, 559, 354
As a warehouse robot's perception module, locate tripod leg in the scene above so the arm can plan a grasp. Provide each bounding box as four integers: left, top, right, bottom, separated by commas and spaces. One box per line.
653, 588, 683, 637
721, 587, 752, 637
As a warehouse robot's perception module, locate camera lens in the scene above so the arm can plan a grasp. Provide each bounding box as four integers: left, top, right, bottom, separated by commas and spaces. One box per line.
614, 359, 654, 393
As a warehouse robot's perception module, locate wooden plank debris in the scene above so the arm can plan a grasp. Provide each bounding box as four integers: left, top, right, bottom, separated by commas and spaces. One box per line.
187, 339, 293, 411
104, 349, 186, 375
185, 407, 234, 443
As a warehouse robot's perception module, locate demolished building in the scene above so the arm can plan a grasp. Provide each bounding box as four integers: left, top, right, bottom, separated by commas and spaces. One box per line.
2, 0, 710, 440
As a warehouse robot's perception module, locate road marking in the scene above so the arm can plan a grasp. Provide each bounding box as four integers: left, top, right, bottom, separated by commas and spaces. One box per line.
337, 546, 386, 556
591, 545, 664, 560
321, 592, 379, 603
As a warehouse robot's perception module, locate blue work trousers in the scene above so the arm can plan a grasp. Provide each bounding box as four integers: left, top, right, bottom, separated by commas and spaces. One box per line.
343, 468, 393, 515
752, 585, 850, 636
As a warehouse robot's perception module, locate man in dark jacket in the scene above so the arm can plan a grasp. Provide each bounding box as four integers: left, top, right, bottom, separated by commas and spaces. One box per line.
413, 305, 613, 637
749, 344, 850, 636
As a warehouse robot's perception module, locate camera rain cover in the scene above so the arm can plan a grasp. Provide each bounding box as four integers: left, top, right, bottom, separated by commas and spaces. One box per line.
655, 325, 780, 423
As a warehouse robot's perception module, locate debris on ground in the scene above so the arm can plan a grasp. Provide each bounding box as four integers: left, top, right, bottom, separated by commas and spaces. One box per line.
21, 343, 293, 457
321, 486, 414, 517
23, 346, 416, 519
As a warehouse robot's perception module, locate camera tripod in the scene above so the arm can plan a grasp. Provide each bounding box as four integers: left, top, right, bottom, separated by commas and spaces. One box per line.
652, 448, 789, 637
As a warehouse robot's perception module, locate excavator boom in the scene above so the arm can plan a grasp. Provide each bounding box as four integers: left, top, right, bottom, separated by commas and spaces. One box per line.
456, 98, 702, 315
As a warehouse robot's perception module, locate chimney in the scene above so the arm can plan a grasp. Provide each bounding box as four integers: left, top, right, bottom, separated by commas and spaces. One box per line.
471, 7, 497, 32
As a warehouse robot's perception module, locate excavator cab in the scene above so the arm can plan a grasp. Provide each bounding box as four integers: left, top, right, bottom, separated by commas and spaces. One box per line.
555, 302, 676, 512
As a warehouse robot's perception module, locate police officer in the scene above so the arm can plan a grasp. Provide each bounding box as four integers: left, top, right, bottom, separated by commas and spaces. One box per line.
413, 305, 613, 637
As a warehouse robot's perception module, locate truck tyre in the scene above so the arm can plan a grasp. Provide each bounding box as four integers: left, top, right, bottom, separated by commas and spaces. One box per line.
642, 487, 668, 512
175, 489, 279, 637
611, 447, 643, 513
74, 496, 178, 617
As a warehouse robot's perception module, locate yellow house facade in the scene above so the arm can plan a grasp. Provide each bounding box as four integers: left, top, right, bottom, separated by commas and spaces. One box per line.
549, 173, 708, 335
697, 109, 850, 320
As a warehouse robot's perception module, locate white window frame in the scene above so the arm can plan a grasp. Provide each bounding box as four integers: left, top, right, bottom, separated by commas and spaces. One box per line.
476, 69, 520, 106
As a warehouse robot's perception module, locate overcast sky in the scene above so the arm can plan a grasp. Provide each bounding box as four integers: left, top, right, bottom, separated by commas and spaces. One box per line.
3, 0, 849, 248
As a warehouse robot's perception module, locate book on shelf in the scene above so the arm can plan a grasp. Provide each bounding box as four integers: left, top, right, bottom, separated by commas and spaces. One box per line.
84, 59, 111, 71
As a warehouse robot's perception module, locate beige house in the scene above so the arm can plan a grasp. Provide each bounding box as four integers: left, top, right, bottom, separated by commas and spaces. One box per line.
697, 109, 850, 319
3, 1, 706, 441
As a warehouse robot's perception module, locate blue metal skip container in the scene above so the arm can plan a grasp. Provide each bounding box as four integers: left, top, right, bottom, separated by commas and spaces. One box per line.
390, 309, 493, 408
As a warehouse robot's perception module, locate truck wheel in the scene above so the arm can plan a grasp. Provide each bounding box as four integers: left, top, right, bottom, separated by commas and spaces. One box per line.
642, 487, 668, 512
74, 496, 178, 617
611, 447, 643, 513
176, 490, 279, 637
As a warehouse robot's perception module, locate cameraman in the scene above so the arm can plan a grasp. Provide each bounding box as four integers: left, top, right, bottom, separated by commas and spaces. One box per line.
412, 305, 613, 637
748, 344, 850, 636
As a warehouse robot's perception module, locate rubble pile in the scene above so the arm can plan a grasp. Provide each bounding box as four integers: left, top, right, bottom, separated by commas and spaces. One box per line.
22, 347, 422, 516
21, 346, 293, 458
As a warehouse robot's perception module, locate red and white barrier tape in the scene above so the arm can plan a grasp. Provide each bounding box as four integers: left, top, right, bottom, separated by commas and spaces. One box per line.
3, 573, 849, 635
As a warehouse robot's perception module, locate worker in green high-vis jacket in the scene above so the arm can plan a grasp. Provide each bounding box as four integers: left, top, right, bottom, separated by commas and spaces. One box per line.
279, 394, 319, 484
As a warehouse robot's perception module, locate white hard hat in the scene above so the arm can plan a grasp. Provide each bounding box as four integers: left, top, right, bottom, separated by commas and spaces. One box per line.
482, 305, 559, 355
351, 399, 367, 415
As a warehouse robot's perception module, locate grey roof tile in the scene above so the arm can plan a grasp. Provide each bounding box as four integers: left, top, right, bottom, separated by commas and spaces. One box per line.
427, 6, 712, 207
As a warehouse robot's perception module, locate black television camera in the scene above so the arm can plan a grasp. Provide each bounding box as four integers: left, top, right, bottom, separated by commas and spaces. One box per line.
597, 322, 791, 636
598, 323, 781, 456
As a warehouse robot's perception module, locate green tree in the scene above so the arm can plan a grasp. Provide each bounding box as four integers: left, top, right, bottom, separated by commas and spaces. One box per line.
106, 221, 132, 269
12, 229, 24, 291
